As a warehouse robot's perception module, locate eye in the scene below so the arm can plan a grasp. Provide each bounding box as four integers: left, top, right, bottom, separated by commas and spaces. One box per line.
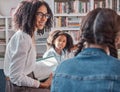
36, 12, 50, 19
45, 14, 50, 19
36, 12, 43, 17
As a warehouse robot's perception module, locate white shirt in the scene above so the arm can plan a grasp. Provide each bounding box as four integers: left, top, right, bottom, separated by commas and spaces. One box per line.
43, 47, 74, 64
4, 30, 40, 88
43, 47, 66, 64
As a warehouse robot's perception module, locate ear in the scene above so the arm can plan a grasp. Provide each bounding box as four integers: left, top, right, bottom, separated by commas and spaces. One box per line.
115, 36, 120, 49
105, 46, 110, 55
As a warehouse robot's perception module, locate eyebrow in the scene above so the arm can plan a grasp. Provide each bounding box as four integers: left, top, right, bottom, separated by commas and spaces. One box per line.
36, 11, 48, 14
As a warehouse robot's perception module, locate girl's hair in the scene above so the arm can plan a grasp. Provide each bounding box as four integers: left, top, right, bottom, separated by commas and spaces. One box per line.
47, 30, 74, 52
13, 0, 53, 37
75, 8, 120, 58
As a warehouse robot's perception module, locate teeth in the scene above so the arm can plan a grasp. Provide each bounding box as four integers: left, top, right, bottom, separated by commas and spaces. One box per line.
39, 23, 44, 26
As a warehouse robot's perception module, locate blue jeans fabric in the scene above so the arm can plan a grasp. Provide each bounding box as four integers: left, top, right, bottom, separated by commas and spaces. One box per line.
51, 48, 120, 92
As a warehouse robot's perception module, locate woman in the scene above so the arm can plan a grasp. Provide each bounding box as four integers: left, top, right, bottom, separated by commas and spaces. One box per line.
4, 0, 53, 92
51, 8, 120, 92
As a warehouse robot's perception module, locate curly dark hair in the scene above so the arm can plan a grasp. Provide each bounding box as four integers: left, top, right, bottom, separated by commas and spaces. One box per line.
13, 0, 53, 37
46, 30, 74, 52
75, 8, 120, 58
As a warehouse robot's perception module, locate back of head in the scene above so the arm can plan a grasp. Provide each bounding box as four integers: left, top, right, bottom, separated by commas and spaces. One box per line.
76, 8, 120, 58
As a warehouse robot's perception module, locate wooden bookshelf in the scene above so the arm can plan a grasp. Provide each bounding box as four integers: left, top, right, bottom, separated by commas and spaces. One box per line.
52, 0, 120, 55
53, 0, 106, 44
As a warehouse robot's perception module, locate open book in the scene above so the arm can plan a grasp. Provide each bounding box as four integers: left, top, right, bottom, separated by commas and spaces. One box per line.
33, 56, 58, 80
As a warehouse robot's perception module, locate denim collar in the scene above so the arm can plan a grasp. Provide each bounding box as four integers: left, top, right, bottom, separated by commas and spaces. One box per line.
77, 48, 107, 57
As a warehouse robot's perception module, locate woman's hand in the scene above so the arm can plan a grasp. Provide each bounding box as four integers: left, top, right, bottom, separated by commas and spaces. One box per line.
39, 73, 53, 88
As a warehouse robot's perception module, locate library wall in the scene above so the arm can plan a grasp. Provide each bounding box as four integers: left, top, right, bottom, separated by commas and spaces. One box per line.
0, 0, 20, 16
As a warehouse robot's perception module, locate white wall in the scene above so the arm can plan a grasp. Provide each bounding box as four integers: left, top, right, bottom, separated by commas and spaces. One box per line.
0, 0, 20, 16
0, 0, 54, 16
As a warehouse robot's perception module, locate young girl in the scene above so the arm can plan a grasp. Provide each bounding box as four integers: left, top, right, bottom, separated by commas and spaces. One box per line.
43, 30, 74, 64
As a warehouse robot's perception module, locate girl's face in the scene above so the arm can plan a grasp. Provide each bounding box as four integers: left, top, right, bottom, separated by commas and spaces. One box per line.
35, 5, 49, 30
54, 35, 67, 51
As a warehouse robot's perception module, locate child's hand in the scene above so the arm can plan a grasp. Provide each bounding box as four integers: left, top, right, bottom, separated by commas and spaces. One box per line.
39, 73, 53, 88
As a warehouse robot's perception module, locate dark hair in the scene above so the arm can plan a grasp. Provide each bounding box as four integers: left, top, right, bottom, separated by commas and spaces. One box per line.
75, 8, 120, 58
13, 0, 53, 37
47, 30, 74, 52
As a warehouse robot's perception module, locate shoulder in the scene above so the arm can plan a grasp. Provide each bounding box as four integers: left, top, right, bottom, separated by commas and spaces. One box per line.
108, 55, 120, 64
13, 30, 31, 41
8, 30, 32, 49
43, 48, 56, 58
11, 30, 31, 43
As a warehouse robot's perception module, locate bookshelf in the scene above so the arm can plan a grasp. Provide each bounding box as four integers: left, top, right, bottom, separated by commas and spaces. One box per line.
52, 0, 106, 44
0, 16, 14, 69
52, 0, 120, 56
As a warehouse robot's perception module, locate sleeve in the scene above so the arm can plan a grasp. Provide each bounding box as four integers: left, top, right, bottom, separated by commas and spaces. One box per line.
34, 56, 58, 80
9, 33, 40, 88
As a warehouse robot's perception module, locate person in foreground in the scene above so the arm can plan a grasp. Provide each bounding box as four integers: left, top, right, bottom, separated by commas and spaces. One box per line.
51, 8, 120, 92
4, 0, 53, 92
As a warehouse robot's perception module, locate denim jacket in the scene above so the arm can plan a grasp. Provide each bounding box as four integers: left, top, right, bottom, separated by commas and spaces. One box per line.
51, 48, 120, 92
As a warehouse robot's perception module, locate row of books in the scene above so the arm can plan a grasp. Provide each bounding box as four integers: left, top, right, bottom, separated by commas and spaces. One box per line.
0, 18, 12, 30
106, 0, 120, 12
68, 30, 80, 44
54, 0, 120, 14
54, 1, 90, 14
94, 0, 105, 9
0, 52, 5, 58
0, 19, 5, 29
0, 39, 6, 44
54, 0, 106, 14
54, 16, 82, 28
0, 25, 12, 30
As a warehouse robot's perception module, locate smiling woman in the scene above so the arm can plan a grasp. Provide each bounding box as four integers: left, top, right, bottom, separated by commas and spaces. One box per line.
3, 0, 53, 92
35, 5, 51, 30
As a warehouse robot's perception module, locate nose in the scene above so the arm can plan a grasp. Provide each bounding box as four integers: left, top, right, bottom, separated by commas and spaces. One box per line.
59, 41, 64, 45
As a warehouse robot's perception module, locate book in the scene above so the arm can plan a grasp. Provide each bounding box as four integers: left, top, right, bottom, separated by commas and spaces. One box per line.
33, 56, 58, 80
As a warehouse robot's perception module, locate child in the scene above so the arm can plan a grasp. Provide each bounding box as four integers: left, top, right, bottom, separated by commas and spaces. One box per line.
43, 30, 74, 64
